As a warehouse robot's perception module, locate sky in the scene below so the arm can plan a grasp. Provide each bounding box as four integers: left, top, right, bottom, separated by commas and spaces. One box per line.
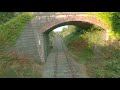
53, 25, 68, 32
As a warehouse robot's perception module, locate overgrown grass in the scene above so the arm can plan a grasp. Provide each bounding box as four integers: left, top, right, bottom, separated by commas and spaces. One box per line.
86, 41, 120, 78
0, 12, 42, 78
0, 12, 32, 50
0, 50, 42, 78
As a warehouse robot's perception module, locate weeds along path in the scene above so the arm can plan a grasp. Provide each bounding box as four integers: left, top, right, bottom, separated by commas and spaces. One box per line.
42, 34, 88, 78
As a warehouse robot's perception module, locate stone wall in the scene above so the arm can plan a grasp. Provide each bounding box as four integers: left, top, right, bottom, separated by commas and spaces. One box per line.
15, 19, 41, 63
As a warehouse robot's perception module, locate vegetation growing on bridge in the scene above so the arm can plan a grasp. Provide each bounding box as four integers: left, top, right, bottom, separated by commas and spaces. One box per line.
0, 12, 42, 78
94, 12, 120, 40
61, 24, 120, 78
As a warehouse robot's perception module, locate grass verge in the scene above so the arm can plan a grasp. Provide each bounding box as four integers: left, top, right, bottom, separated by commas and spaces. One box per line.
0, 12, 42, 78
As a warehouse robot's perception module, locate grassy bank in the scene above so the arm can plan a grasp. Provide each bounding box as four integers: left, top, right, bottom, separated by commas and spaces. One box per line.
0, 12, 42, 78
86, 41, 120, 78
62, 25, 120, 78
0, 51, 42, 78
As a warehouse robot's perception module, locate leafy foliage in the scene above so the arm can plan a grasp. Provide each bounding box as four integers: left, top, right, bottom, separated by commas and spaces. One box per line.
61, 24, 120, 78
94, 12, 120, 39
0, 12, 15, 24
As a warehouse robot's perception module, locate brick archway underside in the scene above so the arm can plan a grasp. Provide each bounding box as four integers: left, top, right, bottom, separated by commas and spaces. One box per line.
44, 21, 94, 34
40, 15, 108, 33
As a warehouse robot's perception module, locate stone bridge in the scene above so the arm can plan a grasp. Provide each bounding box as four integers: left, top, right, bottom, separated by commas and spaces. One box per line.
15, 12, 109, 63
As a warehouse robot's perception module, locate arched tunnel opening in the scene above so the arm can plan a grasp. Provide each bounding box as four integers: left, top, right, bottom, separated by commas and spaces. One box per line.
42, 21, 106, 61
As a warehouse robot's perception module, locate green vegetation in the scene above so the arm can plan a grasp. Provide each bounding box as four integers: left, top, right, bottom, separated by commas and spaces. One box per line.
0, 12, 32, 50
61, 24, 120, 78
87, 41, 120, 78
0, 12, 15, 24
0, 12, 42, 78
94, 12, 120, 40
0, 51, 41, 78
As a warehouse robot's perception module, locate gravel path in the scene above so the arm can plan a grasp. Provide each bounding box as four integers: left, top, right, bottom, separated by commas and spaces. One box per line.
42, 35, 88, 78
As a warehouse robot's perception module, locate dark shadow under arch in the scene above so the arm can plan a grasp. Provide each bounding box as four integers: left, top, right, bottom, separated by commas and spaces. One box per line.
43, 21, 94, 34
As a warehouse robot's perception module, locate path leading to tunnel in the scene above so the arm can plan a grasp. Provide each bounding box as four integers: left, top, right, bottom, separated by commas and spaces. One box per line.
42, 35, 88, 78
